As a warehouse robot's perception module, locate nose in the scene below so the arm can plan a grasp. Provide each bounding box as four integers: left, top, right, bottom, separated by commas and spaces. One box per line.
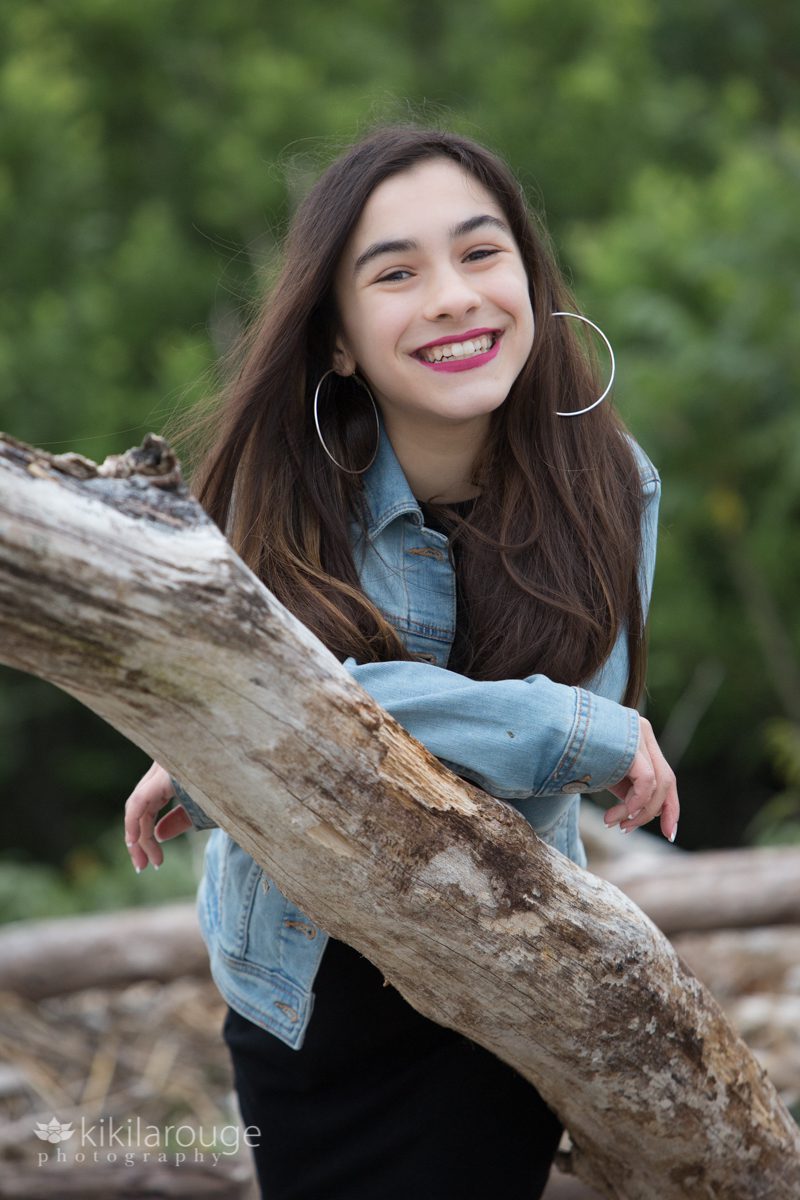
421, 263, 481, 322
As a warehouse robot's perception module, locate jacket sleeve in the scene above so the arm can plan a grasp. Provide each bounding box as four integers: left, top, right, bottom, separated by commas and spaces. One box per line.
343, 664, 638, 801
177, 445, 660, 824
174, 664, 638, 826
171, 778, 218, 831
342, 456, 660, 802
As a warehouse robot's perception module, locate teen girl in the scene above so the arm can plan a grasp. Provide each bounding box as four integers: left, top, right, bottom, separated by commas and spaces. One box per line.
125, 125, 679, 1199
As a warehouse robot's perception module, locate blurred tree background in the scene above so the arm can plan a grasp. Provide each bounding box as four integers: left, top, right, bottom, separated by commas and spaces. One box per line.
1, 0, 799, 919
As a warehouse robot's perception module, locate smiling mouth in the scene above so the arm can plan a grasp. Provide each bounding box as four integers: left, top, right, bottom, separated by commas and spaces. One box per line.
415, 332, 499, 364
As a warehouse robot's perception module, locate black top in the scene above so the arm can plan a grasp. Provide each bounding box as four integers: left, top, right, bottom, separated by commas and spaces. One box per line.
417, 496, 478, 676
223, 501, 561, 1197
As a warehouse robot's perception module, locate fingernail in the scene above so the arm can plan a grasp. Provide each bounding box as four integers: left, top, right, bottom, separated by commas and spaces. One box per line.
629, 808, 643, 820
153, 863, 160, 871
135, 866, 141, 875
669, 824, 678, 843
125, 840, 134, 848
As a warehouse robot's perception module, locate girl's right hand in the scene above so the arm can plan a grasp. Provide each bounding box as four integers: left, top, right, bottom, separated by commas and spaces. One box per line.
125, 761, 193, 872
603, 716, 680, 843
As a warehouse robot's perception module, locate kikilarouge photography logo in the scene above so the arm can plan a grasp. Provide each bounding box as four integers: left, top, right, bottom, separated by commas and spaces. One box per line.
33, 1114, 260, 1168
33, 1118, 75, 1144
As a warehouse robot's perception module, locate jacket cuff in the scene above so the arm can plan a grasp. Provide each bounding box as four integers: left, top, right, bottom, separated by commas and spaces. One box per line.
544, 690, 640, 795
171, 777, 218, 831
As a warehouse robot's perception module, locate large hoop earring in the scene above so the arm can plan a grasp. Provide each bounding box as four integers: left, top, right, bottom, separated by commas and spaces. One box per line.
313, 368, 380, 474
551, 312, 616, 417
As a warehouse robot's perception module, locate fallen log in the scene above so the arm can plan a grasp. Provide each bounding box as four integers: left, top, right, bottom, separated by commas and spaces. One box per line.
600, 847, 800, 934
4, 895, 800, 1005
0, 1159, 252, 1198
1, 431, 798, 1199
0, 904, 207, 1000
672, 927, 800, 999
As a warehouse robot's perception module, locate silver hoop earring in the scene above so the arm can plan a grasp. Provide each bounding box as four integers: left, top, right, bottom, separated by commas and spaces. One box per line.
551, 312, 616, 417
313, 368, 380, 474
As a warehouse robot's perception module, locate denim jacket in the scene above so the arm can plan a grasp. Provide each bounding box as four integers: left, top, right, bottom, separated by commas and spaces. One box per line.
178, 417, 660, 1049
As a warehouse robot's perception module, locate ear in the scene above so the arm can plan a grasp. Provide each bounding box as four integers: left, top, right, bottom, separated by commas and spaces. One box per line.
332, 336, 356, 376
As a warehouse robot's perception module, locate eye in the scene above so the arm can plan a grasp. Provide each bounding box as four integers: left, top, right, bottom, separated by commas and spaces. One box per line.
375, 269, 413, 283
464, 248, 500, 263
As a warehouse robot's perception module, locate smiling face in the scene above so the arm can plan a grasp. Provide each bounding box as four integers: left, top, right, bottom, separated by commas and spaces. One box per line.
332, 157, 535, 448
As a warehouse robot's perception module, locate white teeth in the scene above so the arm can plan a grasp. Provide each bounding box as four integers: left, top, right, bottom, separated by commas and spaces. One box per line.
419, 334, 495, 363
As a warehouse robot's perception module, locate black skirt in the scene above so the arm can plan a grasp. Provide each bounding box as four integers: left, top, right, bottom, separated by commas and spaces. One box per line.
223, 935, 562, 1200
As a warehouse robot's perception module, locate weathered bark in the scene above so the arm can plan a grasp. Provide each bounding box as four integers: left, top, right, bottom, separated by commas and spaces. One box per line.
1, 432, 798, 1200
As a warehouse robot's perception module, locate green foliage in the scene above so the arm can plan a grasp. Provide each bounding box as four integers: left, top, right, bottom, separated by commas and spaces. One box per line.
568, 124, 800, 843
1, 0, 799, 893
0, 825, 202, 924
744, 720, 800, 845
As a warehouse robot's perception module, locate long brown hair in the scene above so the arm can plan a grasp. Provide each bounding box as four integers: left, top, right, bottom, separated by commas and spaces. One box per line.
187, 125, 649, 706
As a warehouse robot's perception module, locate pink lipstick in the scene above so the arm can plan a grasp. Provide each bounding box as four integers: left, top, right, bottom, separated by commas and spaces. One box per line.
413, 330, 502, 374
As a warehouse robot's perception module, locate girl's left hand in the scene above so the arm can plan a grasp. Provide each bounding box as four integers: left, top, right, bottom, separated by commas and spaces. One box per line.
604, 716, 680, 842
124, 760, 193, 872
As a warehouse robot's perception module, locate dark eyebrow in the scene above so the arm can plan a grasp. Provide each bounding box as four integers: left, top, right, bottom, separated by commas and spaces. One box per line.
353, 238, 416, 276
451, 214, 511, 240
352, 214, 512, 276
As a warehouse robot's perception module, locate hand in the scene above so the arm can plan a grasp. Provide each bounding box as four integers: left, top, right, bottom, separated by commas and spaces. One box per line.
125, 761, 193, 872
603, 717, 679, 842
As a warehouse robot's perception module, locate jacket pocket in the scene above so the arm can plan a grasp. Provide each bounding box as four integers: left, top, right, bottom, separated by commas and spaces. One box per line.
216, 837, 290, 970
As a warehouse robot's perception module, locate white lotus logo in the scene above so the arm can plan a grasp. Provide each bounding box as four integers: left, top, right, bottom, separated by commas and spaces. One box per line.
33, 1117, 75, 1144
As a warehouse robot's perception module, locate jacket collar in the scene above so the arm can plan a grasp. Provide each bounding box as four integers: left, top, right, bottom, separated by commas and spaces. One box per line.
361, 410, 424, 538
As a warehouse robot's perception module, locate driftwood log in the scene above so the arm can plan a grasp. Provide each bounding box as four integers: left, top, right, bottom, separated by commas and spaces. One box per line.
0, 904, 207, 999
4, 846, 800, 1001
0, 1159, 252, 1199
671, 926, 800, 1000
1, 432, 798, 1199
600, 847, 800, 934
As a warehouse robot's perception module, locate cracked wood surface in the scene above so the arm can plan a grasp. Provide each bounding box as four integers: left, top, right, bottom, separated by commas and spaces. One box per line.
1, 432, 798, 1199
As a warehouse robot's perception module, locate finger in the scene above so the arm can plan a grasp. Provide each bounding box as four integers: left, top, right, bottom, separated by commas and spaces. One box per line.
606, 805, 645, 833
129, 842, 150, 873
623, 774, 677, 836
123, 763, 160, 847
604, 798, 632, 826
125, 791, 160, 862
659, 779, 680, 843
603, 777, 639, 817
124, 773, 170, 846
155, 805, 192, 843
638, 729, 679, 841
620, 780, 665, 831
124, 766, 175, 869
614, 761, 656, 827
128, 801, 163, 870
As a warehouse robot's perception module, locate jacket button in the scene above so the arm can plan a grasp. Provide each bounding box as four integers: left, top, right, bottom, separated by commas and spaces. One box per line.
274, 1001, 299, 1023
284, 919, 318, 939
561, 778, 590, 794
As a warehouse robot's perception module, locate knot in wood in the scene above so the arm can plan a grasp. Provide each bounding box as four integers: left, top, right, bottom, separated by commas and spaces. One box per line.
97, 434, 183, 490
